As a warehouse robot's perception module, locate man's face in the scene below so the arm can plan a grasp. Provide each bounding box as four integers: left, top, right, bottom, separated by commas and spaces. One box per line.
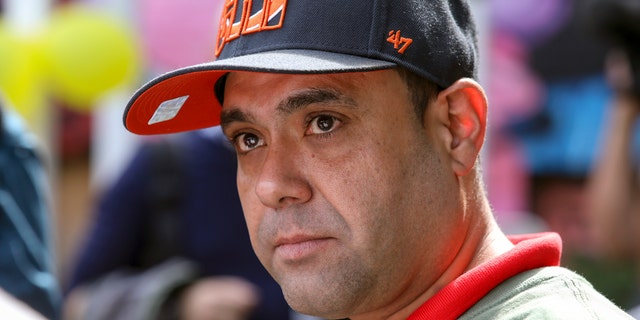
220, 70, 465, 318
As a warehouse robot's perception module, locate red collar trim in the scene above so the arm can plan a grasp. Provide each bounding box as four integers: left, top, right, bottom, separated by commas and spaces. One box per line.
408, 232, 562, 320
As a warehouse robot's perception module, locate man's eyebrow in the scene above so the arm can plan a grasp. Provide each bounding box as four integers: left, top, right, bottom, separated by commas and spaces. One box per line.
220, 108, 251, 128
220, 87, 357, 127
276, 88, 357, 115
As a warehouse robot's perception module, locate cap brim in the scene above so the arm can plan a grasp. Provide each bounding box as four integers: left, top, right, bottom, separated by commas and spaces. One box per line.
123, 49, 395, 135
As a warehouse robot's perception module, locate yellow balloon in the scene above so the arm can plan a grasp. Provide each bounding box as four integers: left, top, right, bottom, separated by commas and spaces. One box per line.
42, 5, 141, 110
0, 23, 44, 121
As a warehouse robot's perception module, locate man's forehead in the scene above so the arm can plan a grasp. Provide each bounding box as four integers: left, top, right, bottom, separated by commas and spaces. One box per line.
222, 69, 398, 98
219, 70, 405, 128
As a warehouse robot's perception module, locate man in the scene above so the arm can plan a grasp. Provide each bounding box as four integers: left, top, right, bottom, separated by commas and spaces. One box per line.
123, 0, 633, 318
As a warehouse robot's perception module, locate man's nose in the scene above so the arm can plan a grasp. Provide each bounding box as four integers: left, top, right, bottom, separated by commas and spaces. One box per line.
255, 144, 312, 209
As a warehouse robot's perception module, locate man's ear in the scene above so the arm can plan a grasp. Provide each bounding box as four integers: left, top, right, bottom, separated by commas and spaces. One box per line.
431, 78, 487, 177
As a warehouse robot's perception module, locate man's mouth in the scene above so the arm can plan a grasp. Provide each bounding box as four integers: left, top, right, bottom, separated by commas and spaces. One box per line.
274, 235, 334, 262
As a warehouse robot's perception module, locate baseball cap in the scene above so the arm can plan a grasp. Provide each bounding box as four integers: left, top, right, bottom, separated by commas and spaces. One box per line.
124, 0, 478, 135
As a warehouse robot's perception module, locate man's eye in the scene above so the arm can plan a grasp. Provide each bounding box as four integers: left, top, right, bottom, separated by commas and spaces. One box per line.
235, 132, 264, 152
308, 115, 339, 135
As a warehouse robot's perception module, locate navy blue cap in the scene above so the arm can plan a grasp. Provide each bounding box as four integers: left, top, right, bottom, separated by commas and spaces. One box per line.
124, 0, 479, 135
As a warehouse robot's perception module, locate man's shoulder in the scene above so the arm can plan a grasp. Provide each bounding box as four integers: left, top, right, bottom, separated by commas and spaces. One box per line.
460, 266, 633, 319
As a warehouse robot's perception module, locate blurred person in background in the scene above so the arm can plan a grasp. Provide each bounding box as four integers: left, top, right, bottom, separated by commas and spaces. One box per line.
493, 0, 640, 309
0, 94, 62, 319
63, 127, 306, 319
585, 0, 640, 317
501, 0, 610, 262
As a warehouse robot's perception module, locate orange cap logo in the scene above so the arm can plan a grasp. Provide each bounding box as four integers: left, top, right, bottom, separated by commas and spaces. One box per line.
387, 30, 413, 54
215, 0, 288, 57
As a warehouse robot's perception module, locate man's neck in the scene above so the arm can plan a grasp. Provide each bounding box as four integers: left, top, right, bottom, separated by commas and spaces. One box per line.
354, 206, 514, 320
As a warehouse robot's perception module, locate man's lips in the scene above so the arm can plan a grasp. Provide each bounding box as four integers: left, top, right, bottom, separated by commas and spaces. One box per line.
274, 235, 333, 262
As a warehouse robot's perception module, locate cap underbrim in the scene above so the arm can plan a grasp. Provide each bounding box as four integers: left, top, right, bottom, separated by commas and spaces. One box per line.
123, 49, 396, 135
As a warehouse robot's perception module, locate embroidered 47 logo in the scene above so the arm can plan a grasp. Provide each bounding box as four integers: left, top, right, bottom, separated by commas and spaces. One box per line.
387, 30, 413, 54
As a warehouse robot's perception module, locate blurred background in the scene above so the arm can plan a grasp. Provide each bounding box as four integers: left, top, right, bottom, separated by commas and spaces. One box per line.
1, 0, 639, 317
0, 0, 223, 285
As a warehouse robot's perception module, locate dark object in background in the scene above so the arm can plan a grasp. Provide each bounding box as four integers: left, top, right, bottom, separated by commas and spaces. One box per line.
529, 0, 609, 81
587, 0, 640, 98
